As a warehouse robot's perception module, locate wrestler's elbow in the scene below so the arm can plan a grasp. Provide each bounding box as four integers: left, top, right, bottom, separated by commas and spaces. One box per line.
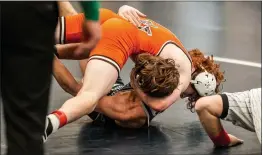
150, 101, 167, 112
195, 98, 208, 113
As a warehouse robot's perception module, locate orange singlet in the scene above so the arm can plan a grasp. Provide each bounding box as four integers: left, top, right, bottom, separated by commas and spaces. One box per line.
59, 8, 191, 73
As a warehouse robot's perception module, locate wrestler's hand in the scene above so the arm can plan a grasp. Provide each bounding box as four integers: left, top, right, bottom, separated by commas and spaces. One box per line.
74, 20, 101, 59
118, 5, 146, 27
228, 134, 244, 147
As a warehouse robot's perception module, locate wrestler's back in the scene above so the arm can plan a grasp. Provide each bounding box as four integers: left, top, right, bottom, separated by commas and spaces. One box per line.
134, 18, 187, 56
100, 8, 188, 57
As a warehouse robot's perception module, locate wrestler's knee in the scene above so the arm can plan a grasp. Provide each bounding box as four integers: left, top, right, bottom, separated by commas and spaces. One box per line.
77, 91, 100, 111
195, 96, 213, 114
195, 95, 223, 117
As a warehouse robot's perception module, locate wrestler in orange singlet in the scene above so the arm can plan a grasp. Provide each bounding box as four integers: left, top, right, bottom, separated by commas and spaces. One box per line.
59, 8, 192, 73
44, 7, 193, 143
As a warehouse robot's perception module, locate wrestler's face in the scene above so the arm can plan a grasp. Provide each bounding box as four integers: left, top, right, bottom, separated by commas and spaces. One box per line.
180, 84, 197, 98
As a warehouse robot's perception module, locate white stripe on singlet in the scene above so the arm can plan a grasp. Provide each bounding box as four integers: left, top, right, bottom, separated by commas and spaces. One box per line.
60, 16, 65, 44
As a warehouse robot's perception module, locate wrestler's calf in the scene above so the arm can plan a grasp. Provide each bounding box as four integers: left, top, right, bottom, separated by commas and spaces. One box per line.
195, 96, 231, 147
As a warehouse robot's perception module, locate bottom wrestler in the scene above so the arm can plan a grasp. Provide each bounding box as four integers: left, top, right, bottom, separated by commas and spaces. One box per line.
195, 88, 261, 146
43, 49, 225, 140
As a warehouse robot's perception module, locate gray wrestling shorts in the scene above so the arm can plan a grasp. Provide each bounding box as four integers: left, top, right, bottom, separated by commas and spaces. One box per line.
219, 88, 261, 143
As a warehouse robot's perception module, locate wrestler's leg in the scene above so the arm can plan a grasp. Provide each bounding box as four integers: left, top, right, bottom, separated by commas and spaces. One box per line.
79, 59, 88, 76
250, 88, 261, 143
60, 59, 118, 122
43, 18, 135, 142
218, 88, 261, 144
195, 95, 244, 147
195, 96, 227, 144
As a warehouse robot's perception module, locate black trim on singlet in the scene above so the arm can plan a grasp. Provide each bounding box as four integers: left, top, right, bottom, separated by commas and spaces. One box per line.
89, 56, 120, 75
219, 94, 229, 119
59, 16, 63, 44
143, 102, 155, 121
120, 83, 133, 91
156, 41, 193, 69
63, 16, 66, 44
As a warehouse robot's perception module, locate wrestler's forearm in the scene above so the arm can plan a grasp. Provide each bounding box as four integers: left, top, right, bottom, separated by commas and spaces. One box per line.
53, 56, 82, 96
58, 1, 78, 17
56, 43, 88, 60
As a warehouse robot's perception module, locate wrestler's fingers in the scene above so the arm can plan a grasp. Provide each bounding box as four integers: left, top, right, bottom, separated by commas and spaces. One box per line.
136, 10, 146, 17
126, 15, 138, 26
119, 13, 128, 21
129, 10, 141, 26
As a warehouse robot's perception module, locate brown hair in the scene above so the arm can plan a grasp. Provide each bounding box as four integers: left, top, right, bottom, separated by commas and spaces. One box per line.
130, 53, 180, 98
187, 49, 225, 111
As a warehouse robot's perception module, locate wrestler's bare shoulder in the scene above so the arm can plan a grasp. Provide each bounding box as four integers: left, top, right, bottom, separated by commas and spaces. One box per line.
159, 43, 191, 68
159, 43, 192, 91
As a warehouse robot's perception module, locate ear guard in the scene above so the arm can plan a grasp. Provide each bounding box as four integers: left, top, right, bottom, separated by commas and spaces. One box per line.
191, 70, 217, 97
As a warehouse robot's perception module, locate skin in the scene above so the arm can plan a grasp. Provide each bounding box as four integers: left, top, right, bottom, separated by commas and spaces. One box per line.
55, 2, 92, 60
119, 7, 244, 147
53, 4, 192, 126
54, 4, 243, 147
52, 2, 85, 96
195, 96, 244, 147
53, 4, 197, 128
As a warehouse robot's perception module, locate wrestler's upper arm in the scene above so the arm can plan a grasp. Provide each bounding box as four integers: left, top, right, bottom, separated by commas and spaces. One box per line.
58, 1, 78, 17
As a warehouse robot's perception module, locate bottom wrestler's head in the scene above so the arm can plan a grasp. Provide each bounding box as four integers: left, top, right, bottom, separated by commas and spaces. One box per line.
130, 53, 180, 98
181, 49, 225, 112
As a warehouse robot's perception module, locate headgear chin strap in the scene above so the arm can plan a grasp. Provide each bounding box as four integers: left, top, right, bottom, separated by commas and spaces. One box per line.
190, 69, 217, 97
